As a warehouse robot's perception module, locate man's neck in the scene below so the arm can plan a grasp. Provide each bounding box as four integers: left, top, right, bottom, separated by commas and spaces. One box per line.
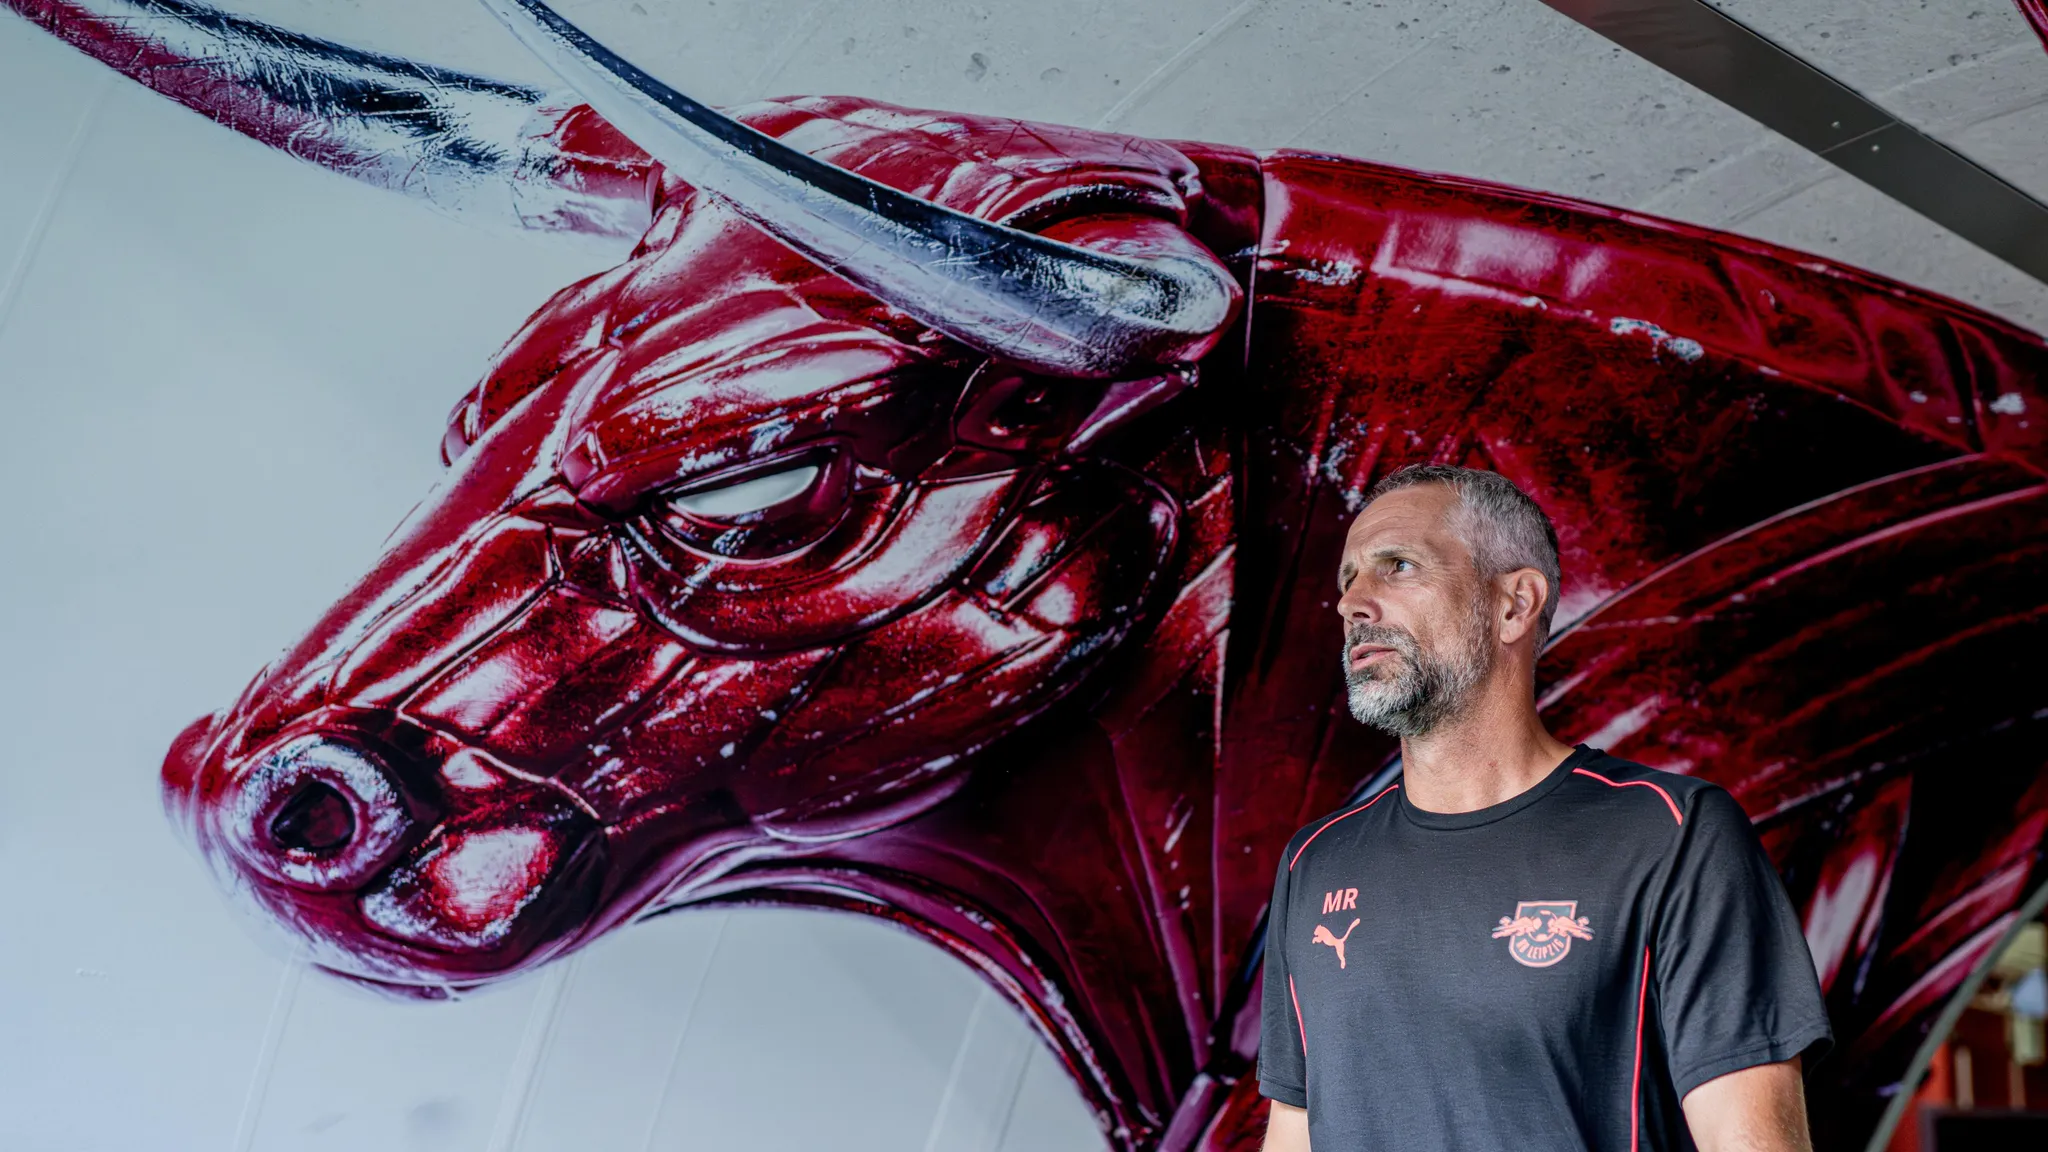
1398, 661, 1574, 814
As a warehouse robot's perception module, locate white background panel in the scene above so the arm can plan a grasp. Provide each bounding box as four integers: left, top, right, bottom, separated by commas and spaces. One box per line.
0, 24, 105, 318
4, 2, 2046, 1149
644, 911, 988, 1150
1001, 1041, 1114, 1152
511, 912, 730, 1151
245, 973, 546, 1151
920, 988, 1041, 1152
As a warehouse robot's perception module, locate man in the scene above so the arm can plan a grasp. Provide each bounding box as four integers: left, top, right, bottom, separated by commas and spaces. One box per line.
1259, 465, 1830, 1151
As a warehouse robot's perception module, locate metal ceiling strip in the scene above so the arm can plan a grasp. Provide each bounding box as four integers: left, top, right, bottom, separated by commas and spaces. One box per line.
1539, 0, 2048, 286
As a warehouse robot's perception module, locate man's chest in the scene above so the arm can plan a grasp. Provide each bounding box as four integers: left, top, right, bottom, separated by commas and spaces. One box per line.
1285, 826, 1669, 1041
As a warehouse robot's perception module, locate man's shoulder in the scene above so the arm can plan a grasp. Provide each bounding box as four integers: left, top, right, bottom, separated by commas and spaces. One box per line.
1561, 746, 1731, 829
1278, 782, 1405, 870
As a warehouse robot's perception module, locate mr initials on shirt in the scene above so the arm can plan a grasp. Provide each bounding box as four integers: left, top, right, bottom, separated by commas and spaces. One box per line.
1321, 888, 1359, 914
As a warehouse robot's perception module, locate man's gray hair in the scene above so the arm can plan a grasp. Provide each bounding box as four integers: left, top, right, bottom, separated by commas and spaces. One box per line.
1366, 465, 1563, 645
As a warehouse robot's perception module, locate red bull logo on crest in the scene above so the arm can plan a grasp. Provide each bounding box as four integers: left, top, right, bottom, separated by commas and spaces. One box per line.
1492, 901, 1595, 968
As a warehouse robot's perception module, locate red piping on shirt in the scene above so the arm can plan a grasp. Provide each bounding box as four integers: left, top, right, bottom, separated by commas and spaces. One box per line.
1289, 974, 1308, 1056
1289, 784, 1400, 871
1631, 947, 1651, 1152
1573, 767, 1684, 826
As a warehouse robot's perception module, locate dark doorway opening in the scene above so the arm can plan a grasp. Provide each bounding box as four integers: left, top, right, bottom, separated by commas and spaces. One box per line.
1873, 887, 2048, 1151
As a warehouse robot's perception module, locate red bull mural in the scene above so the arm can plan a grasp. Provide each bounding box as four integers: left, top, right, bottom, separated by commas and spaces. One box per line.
8, 2, 2046, 1150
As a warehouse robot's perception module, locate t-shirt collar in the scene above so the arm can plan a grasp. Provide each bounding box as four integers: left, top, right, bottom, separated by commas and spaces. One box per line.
1397, 743, 1598, 831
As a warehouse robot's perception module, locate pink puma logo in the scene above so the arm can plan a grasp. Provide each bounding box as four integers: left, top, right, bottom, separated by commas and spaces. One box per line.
1312, 918, 1361, 969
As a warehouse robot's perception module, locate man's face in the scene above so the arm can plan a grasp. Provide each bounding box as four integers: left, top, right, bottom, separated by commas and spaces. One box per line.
1334, 484, 1498, 737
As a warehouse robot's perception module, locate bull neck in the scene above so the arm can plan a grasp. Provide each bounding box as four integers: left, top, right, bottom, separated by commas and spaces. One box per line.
1398, 744, 1595, 831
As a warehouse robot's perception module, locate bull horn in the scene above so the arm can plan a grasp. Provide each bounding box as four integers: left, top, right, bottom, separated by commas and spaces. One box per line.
475, 0, 1237, 379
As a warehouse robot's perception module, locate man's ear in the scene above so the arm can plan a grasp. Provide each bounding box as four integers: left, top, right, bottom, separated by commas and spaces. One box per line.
1499, 568, 1551, 645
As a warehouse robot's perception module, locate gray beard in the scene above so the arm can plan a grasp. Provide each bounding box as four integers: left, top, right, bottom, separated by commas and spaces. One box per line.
1341, 603, 1495, 738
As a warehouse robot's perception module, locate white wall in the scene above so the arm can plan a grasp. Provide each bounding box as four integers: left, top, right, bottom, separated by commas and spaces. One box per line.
4, 3, 2046, 1150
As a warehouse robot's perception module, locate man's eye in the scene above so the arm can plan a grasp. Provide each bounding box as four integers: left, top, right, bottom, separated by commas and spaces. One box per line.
1390, 558, 1414, 573
669, 463, 820, 519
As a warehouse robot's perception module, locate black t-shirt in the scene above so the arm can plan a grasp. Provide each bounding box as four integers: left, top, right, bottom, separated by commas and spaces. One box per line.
1258, 745, 1830, 1151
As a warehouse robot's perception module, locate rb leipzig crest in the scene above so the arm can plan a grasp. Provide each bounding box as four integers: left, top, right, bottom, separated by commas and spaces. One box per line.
1492, 901, 1595, 968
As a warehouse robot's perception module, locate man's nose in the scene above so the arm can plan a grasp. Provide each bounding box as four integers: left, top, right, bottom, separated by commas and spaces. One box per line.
218, 736, 420, 892
1336, 581, 1379, 626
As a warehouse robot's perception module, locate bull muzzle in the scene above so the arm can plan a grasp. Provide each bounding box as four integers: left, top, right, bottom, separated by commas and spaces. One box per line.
167, 719, 605, 990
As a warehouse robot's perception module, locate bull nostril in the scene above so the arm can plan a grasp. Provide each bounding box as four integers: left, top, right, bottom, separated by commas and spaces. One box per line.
270, 782, 356, 854
224, 735, 418, 890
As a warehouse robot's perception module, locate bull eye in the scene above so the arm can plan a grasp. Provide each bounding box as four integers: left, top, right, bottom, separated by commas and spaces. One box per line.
669, 462, 820, 520
652, 449, 853, 560
990, 382, 1056, 434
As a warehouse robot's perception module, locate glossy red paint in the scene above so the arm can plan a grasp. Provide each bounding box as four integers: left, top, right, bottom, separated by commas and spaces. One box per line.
13, 4, 2038, 1142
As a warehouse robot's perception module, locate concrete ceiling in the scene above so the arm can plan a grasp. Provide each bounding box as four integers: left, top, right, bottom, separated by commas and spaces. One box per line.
133, 1, 2048, 329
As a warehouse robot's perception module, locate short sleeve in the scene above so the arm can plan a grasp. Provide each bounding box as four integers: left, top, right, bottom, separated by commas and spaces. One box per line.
1653, 787, 1833, 1099
1258, 848, 1308, 1108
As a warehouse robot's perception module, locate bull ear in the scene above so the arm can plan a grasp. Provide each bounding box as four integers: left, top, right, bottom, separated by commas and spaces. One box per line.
1065, 372, 1197, 455
475, 0, 1239, 379
16, 1, 654, 239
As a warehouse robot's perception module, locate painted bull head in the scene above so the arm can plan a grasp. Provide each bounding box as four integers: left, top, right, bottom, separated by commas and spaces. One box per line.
153, 0, 1241, 991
